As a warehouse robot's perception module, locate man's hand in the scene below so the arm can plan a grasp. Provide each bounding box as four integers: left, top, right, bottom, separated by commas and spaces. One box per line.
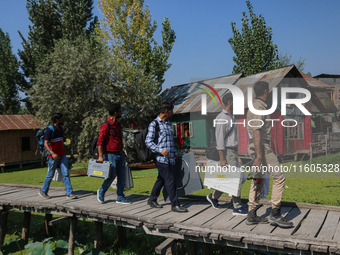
51, 152, 60, 160
97, 155, 104, 163
161, 149, 169, 157
219, 159, 227, 166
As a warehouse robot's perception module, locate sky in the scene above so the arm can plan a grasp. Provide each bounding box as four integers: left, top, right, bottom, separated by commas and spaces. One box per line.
1, 0, 340, 91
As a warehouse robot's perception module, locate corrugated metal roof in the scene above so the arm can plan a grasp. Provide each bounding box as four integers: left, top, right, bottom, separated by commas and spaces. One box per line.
0, 115, 42, 131
301, 72, 333, 88
313, 92, 338, 113
162, 65, 336, 115
162, 74, 242, 114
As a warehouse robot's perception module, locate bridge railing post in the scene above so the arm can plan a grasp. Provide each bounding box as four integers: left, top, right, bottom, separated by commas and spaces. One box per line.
22, 211, 31, 244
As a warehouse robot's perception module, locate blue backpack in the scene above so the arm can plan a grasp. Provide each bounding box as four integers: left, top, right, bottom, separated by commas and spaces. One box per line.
36, 125, 55, 158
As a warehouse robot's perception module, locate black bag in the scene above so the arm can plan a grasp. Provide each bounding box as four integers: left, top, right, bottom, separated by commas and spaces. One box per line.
205, 122, 233, 161
91, 121, 116, 159
205, 141, 221, 161
134, 120, 159, 162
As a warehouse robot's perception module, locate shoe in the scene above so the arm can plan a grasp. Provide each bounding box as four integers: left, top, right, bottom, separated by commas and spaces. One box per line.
206, 194, 222, 209
171, 205, 188, 213
116, 197, 132, 204
246, 209, 268, 225
233, 206, 248, 216
97, 189, 104, 204
268, 208, 293, 228
38, 191, 51, 199
147, 200, 163, 208
66, 193, 78, 199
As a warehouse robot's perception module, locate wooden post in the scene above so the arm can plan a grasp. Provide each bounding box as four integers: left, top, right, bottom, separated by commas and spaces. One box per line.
68, 216, 77, 255
0, 210, 8, 251
22, 211, 31, 244
117, 226, 126, 247
44, 213, 53, 236
94, 221, 103, 249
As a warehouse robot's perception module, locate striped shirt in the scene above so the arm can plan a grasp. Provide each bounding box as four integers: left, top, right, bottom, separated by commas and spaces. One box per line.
45, 125, 65, 158
145, 116, 177, 165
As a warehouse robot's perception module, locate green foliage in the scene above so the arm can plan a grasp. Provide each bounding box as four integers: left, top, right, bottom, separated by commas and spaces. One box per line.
228, 0, 279, 76
97, 0, 176, 126
18, 0, 98, 93
29, 38, 112, 158
277, 51, 306, 72
0, 28, 21, 114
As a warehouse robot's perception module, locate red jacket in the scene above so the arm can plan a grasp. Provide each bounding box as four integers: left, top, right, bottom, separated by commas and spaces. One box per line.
97, 118, 123, 152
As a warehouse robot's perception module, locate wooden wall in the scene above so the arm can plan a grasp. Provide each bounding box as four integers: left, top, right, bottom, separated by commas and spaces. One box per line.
0, 130, 41, 165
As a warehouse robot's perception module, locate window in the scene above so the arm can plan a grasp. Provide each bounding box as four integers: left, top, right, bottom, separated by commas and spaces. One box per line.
182, 122, 193, 138
21, 137, 31, 151
284, 122, 304, 140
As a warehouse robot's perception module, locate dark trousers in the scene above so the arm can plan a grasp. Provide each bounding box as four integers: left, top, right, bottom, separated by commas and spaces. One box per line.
149, 161, 179, 207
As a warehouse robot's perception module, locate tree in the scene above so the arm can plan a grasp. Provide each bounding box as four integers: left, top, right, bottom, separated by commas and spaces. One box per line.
18, 0, 98, 92
228, 0, 279, 76
30, 39, 111, 158
0, 28, 21, 114
277, 51, 306, 72
96, 0, 176, 126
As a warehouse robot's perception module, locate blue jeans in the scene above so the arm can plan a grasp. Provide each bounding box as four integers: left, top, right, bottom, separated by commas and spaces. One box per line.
41, 155, 73, 195
99, 152, 126, 200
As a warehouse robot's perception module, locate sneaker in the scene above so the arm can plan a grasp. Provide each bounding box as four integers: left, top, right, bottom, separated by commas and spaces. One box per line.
116, 197, 132, 204
97, 189, 104, 204
38, 191, 51, 199
66, 193, 78, 199
246, 209, 268, 225
268, 208, 293, 228
233, 207, 248, 216
206, 194, 222, 209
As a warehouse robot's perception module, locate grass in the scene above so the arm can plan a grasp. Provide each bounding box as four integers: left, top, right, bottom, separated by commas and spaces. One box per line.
1, 152, 340, 254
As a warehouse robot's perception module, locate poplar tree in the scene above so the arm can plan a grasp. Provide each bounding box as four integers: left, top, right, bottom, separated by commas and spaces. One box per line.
18, 0, 98, 92
97, 0, 176, 126
0, 28, 21, 114
228, 0, 279, 76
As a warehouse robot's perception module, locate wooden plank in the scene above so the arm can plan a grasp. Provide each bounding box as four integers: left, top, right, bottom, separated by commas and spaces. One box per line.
138, 200, 192, 223
181, 203, 233, 227
293, 209, 328, 238
204, 207, 235, 230
155, 238, 176, 254
271, 207, 310, 236
332, 216, 340, 242
150, 201, 211, 225
317, 211, 340, 240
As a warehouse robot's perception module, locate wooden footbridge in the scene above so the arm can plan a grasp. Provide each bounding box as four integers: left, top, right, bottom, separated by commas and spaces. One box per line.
1, 183, 340, 254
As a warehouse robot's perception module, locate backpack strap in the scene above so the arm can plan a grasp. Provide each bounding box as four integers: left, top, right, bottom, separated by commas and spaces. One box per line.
103, 121, 117, 137
152, 120, 160, 144
48, 125, 56, 139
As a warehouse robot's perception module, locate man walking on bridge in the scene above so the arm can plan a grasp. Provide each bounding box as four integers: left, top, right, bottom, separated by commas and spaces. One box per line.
246, 81, 293, 228
39, 113, 77, 200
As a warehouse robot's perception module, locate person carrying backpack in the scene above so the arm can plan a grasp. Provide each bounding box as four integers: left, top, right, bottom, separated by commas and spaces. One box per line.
145, 102, 188, 213
38, 113, 77, 199
96, 103, 131, 204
